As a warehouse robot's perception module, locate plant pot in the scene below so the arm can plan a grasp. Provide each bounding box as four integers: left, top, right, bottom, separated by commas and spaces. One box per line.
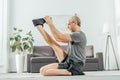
15, 54, 25, 73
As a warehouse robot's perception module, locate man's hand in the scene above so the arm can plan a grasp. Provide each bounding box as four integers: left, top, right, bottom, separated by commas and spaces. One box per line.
44, 16, 53, 25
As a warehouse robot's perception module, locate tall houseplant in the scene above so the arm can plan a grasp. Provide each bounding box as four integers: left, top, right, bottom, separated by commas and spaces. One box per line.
10, 27, 34, 73
10, 27, 34, 54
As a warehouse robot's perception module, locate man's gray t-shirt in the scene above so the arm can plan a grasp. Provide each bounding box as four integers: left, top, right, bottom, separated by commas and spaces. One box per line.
68, 31, 87, 63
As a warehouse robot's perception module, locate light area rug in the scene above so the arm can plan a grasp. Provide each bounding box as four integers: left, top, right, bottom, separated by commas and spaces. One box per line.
0, 71, 120, 80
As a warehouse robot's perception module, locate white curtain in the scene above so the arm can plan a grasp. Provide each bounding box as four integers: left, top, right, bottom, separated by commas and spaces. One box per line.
0, 0, 3, 66
115, 0, 120, 68
0, 0, 9, 73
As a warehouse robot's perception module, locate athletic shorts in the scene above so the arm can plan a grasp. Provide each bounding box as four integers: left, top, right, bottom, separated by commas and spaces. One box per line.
58, 56, 85, 75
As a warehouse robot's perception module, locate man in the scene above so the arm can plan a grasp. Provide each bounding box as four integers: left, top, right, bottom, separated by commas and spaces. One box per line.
32, 14, 87, 76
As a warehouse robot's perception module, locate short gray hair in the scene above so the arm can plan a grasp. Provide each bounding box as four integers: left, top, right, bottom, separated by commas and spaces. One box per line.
70, 14, 81, 27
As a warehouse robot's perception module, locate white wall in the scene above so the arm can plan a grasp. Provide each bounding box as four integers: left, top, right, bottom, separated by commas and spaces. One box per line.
8, 0, 119, 71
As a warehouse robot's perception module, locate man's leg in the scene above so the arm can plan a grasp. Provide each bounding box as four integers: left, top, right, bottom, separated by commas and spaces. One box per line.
36, 25, 70, 76
40, 63, 71, 76
36, 25, 67, 62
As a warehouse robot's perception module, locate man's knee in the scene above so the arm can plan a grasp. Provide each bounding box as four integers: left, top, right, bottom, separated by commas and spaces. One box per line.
40, 67, 50, 76
40, 66, 46, 75
48, 41, 59, 48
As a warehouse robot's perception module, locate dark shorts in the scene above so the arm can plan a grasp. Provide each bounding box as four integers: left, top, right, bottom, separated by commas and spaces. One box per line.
58, 56, 85, 75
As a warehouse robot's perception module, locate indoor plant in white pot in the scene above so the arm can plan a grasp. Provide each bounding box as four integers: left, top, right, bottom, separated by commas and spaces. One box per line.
10, 27, 34, 73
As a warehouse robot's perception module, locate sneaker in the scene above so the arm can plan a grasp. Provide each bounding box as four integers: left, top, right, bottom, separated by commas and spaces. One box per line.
32, 18, 46, 27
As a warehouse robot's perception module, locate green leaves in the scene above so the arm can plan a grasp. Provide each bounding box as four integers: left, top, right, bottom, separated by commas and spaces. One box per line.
10, 27, 34, 54
11, 45, 16, 52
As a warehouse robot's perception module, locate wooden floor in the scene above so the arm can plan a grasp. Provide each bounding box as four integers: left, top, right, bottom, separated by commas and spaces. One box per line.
0, 71, 120, 80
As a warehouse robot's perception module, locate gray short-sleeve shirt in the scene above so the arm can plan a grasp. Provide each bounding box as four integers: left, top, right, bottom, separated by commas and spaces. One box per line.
68, 31, 87, 63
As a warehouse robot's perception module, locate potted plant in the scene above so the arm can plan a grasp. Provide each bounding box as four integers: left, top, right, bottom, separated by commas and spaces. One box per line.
10, 27, 34, 73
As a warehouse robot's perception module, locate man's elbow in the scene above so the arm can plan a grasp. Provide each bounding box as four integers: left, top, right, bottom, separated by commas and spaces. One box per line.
55, 38, 68, 43
54, 35, 62, 42
55, 38, 62, 42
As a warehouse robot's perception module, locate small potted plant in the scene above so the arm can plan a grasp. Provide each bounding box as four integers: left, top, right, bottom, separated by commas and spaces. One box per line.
10, 27, 34, 73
